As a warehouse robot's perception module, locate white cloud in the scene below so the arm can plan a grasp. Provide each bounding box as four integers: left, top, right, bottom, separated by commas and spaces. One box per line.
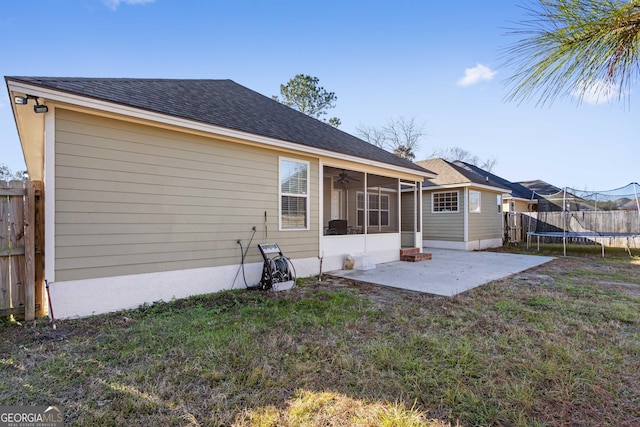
104, 0, 155, 10
573, 79, 617, 105
457, 63, 497, 87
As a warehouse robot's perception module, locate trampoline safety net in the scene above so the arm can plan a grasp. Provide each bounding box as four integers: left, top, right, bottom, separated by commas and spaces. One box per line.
527, 182, 640, 255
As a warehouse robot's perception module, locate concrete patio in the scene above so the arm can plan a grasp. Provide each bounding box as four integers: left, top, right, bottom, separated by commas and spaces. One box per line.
328, 248, 554, 296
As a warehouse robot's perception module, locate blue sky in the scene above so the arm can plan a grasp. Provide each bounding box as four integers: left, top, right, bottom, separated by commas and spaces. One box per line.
1, 0, 636, 190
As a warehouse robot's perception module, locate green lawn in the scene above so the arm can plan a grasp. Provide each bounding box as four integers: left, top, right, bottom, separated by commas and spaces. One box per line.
1, 248, 639, 426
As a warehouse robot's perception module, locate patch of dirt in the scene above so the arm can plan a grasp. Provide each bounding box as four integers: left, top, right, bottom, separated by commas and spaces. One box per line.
321, 274, 444, 307
513, 272, 555, 283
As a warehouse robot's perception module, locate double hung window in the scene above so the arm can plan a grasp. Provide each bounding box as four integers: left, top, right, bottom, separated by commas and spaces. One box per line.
280, 158, 309, 229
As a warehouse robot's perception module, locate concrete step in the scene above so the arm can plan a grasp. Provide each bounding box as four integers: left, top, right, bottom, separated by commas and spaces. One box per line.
400, 252, 432, 262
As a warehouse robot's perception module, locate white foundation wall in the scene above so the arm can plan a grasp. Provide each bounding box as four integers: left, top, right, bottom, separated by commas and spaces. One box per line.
465, 238, 503, 251
321, 233, 401, 270
50, 256, 323, 318
423, 237, 503, 251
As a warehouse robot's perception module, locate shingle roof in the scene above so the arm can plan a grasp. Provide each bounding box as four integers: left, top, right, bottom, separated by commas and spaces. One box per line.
452, 161, 533, 199
6, 76, 432, 175
415, 158, 510, 191
621, 197, 640, 210
518, 180, 562, 196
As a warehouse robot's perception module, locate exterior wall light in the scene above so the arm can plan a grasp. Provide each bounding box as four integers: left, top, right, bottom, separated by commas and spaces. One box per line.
33, 101, 48, 114
14, 94, 48, 113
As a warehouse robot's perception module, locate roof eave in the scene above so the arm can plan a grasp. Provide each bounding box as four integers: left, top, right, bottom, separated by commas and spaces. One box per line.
6, 79, 436, 180
423, 181, 512, 193
5, 79, 47, 179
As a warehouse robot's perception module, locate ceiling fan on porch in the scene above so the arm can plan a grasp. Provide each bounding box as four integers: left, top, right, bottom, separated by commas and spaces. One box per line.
336, 170, 360, 185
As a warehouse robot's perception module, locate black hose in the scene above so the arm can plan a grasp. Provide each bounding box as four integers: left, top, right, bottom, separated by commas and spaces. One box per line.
232, 228, 256, 289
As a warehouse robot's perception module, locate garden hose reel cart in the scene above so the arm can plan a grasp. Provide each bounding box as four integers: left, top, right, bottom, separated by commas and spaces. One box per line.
254, 243, 295, 291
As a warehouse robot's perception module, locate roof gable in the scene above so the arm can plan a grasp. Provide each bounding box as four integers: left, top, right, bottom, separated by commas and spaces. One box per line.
416, 158, 510, 192
5, 76, 433, 176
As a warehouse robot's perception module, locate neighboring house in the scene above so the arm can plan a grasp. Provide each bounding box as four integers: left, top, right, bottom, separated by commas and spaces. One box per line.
620, 198, 640, 210
415, 159, 510, 250
452, 161, 538, 213
518, 180, 564, 212
518, 179, 562, 196
6, 77, 436, 318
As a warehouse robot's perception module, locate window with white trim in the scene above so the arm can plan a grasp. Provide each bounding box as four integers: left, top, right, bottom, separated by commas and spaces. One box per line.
432, 191, 459, 213
279, 158, 309, 229
357, 192, 390, 227
469, 190, 481, 213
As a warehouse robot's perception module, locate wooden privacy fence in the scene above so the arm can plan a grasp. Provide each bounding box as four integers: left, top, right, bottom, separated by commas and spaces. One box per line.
0, 180, 44, 320
504, 212, 524, 244
505, 211, 640, 248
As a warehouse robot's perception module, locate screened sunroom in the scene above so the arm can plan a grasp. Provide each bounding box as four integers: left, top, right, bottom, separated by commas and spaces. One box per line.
321, 165, 422, 264
322, 166, 401, 235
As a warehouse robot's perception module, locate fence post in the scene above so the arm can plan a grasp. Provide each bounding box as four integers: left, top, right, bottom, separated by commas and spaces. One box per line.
0, 181, 8, 309
34, 181, 45, 317
23, 181, 36, 321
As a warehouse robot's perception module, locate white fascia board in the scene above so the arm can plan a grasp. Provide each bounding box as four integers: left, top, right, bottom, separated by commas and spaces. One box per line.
504, 195, 532, 202
422, 182, 509, 193
468, 183, 512, 193
422, 183, 467, 191
7, 80, 434, 180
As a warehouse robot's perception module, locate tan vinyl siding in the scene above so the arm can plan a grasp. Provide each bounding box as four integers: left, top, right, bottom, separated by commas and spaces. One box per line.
422, 191, 464, 241
54, 109, 318, 281
505, 199, 534, 213
468, 190, 503, 241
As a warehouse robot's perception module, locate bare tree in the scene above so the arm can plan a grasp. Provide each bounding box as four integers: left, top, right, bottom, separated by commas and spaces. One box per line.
428, 147, 498, 172
357, 117, 426, 161
355, 124, 387, 149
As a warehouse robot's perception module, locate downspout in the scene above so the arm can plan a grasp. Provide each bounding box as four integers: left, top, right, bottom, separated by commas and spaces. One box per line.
318, 161, 324, 260
396, 178, 402, 249
464, 187, 469, 245
44, 106, 56, 283
396, 178, 401, 249
417, 180, 422, 248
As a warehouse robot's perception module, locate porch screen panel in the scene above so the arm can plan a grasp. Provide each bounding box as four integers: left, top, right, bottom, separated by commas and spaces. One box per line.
366, 174, 398, 234
323, 166, 364, 234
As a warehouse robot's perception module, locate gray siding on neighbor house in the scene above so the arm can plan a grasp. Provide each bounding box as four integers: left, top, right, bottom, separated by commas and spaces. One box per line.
54, 109, 319, 281
422, 191, 464, 241
467, 190, 503, 241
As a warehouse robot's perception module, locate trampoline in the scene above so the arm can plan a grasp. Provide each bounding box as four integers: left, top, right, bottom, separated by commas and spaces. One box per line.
526, 183, 640, 257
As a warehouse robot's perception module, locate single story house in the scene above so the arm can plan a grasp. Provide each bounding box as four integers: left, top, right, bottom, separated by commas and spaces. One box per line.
6, 76, 436, 318
415, 158, 511, 250
451, 161, 539, 213
517, 179, 562, 212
